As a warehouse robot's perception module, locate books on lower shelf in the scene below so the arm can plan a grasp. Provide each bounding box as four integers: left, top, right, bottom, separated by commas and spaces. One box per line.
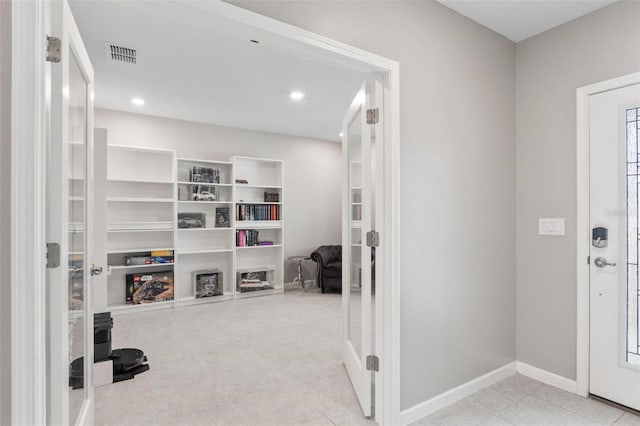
236, 204, 280, 221
236, 229, 274, 247
124, 250, 174, 266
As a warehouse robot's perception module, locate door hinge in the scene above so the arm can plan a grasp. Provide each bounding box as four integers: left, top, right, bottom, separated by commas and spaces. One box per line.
46, 36, 61, 63
366, 355, 379, 372
587, 256, 590, 265
366, 231, 379, 247
46, 242, 60, 268
366, 108, 379, 125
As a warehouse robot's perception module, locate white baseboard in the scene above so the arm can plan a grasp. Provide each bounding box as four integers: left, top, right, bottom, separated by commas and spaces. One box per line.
516, 361, 577, 394
398, 362, 517, 425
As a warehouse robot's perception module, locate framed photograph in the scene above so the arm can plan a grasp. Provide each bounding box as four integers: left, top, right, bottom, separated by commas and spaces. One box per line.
215, 207, 230, 228
192, 270, 223, 298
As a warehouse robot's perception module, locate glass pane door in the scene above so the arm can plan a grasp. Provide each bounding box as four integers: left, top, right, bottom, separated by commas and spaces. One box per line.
348, 108, 363, 357
68, 51, 89, 421
626, 105, 640, 367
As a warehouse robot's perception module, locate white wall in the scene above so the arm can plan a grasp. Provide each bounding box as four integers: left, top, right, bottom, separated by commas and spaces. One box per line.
0, 0, 11, 423
229, 0, 517, 410
94, 108, 342, 283
516, 1, 640, 380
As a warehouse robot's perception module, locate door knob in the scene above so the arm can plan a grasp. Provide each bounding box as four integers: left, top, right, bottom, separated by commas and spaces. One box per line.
90, 264, 103, 276
593, 257, 616, 268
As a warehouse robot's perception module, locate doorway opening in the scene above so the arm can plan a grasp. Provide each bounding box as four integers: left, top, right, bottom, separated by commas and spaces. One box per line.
39, 1, 401, 425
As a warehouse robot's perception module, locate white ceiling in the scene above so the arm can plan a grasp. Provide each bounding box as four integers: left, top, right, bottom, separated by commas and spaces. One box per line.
68, 1, 370, 142
437, 0, 617, 42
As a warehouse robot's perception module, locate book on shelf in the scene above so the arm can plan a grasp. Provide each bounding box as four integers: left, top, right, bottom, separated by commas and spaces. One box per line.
126, 271, 174, 304
264, 191, 279, 202
124, 251, 174, 266
215, 207, 230, 228
236, 229, 260, 247
192, 270, 223, 298
236, 204, 280, 221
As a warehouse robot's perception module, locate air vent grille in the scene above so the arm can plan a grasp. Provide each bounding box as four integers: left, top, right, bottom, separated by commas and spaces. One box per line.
105, 42, 136, 64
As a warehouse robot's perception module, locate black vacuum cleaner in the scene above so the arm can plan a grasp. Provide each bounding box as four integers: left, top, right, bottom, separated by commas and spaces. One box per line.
70, 312, 150, 389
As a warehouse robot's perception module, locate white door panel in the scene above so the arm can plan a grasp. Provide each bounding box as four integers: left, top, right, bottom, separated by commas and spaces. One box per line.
342, 80, 381, 417
47, 2, 96, 425
589, 83, 640, 411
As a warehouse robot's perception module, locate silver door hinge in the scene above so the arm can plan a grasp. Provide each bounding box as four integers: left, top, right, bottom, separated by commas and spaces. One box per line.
366, 231, 379, 247
366, 355, 379, 372
46, 242, 60, 268
46, 36, 61, 63
366, 108, 379, 125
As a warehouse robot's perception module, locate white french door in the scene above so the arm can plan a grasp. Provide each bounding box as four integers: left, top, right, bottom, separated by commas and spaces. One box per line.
589, 82, 640, 411
47, 2, 96, 425
342, 79, 382, 418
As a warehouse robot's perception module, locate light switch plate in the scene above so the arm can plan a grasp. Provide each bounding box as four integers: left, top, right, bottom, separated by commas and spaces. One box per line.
539, 218, 565, 236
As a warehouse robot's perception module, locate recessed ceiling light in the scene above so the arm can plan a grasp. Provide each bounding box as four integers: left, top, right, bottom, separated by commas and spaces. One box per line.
339, 132, 344, 138
131, 97, 145, 106
290, 91, 304, 101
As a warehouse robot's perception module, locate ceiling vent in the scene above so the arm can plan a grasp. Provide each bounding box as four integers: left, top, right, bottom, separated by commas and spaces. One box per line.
105, 42, 136, 64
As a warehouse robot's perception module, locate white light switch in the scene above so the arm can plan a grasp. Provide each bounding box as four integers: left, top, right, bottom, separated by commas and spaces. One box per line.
538, 218, 565, 236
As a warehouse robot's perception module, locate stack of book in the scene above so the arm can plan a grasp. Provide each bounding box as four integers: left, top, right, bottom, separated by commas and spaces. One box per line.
236, 204, 280, 221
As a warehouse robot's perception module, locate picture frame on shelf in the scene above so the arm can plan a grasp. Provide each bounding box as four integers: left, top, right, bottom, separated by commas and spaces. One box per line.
178, 212, 206, 229
215, 207, 230, 228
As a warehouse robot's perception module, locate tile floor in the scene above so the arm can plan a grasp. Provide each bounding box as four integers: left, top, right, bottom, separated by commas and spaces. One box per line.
410, 374, 640, 426
96, 289, 374, 426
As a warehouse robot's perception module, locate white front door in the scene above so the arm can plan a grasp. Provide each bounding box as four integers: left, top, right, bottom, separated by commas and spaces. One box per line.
342, 79, 382, 418
589, 82, 640, 411
47, 2, 96, 425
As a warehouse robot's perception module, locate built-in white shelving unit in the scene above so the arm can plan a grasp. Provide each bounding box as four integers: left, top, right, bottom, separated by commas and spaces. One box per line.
233, 156, 284, 299
174, 157, 235, 307
101, 148, 284, 315
105, 145, 177, 312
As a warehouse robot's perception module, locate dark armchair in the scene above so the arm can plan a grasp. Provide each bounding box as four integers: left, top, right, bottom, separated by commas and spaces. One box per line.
310, 245, 342, 293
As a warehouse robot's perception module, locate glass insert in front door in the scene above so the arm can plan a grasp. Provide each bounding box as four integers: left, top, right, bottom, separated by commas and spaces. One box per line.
626, 105, 640, 366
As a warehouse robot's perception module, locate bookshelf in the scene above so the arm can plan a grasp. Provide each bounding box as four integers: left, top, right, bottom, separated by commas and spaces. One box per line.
175, 158, 234, 306
101, 148, 284, 315
233, 156, 284, 298
105, 145, 177, 311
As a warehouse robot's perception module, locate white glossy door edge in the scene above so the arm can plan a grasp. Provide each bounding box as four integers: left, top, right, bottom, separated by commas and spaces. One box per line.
342, 81, 376, 417
576, 72, 640, 398
176, 3, 402, 424
10, 1, 49, 424
49, 2, 95, 425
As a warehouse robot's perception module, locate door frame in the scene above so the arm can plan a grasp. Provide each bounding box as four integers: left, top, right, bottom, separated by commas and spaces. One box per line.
10, 1, 49, 425
576, 71, 640, 398
165, 7, 402, 424
10, 1, 402, 424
